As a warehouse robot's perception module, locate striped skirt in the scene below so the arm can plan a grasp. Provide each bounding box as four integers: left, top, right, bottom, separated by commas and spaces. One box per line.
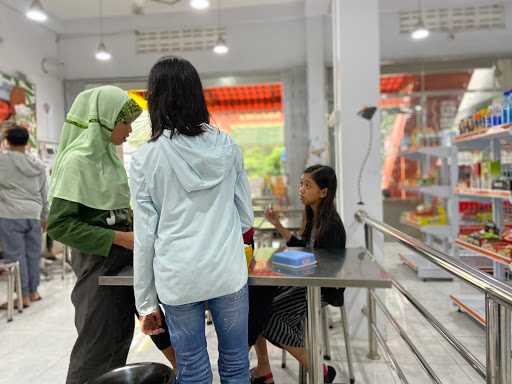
262, 286, 307, 348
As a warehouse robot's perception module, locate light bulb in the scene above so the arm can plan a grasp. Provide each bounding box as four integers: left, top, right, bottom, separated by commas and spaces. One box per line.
190, 0, 210, 10
411, 21, 430, 40
26, 0, 48, 22
213, 36, 229, 55
95, 42, 112, 61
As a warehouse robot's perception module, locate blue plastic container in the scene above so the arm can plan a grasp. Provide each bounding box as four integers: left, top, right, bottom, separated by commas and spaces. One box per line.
272, 250, 317, 269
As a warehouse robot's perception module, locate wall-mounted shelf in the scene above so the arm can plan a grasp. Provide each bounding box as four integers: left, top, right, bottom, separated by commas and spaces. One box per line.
456, 187, 511, 200
453, 125, 512, 149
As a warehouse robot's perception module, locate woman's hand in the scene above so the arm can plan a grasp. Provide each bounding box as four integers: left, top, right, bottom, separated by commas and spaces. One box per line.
140, 310, 165, 336
264, 207, 281, 227
113, 231, 134, 250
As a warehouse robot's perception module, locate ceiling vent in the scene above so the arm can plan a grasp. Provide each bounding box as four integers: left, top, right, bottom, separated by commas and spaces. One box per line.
135, 27, 226, 54
399, 3, 506, 34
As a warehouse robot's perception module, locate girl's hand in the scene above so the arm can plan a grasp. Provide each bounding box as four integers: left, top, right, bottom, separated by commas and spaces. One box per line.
140, 310, 165, 336
264, 207, 281, 227
113, 231, 134, 250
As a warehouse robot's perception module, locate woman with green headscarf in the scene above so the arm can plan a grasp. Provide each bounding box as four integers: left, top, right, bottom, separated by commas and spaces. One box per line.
47, 85, 174, 384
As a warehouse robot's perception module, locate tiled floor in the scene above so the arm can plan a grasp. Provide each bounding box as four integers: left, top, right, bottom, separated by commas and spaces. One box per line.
0, 242, 487, 383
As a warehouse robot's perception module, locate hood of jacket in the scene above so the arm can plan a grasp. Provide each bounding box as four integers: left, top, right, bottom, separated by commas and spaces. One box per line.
161, 125, 238, 193
2, 151, 45, 178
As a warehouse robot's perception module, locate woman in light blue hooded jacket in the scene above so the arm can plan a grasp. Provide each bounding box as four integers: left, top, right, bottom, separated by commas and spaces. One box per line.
129, 56, 253, 384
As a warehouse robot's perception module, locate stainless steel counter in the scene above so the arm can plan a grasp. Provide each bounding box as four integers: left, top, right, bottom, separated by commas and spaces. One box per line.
98, 247, 390, 289
98, 247, 391, 384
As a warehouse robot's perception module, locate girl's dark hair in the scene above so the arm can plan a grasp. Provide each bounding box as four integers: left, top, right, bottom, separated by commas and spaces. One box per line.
147, 56, 210, 140
6, 125, 29, 146
302, 165, 342, 246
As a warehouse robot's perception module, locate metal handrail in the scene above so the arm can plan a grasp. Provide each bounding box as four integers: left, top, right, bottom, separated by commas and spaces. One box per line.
356, 210, 512, 307
392, 279, 486, 379
356, 210, 512, 384
372, 291, 443, 384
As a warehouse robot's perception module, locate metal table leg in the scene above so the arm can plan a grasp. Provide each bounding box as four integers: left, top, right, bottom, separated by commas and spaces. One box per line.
341, 305, 355, 384
306, 286, 322, 384
322, 307, 331, 360
367, 288, 380, 360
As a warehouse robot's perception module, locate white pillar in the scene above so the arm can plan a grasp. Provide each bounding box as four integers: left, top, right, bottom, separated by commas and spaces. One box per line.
332, 0, 384, 342
283, 68, 309, 208
332, 0, 382, 250
306, 16, 328, 165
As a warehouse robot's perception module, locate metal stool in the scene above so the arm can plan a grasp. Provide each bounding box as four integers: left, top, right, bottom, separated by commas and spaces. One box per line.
0, 261, 23, 322
281, 305, 355, 384
41, 245, 73, 281
89, 363, 175, 384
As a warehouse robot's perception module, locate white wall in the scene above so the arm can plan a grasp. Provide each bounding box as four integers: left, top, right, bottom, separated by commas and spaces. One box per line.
0, 4, 65, 142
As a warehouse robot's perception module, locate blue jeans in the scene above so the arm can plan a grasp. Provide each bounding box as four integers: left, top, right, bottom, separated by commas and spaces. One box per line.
0, 218, 42, 295
163, 284, 249, 384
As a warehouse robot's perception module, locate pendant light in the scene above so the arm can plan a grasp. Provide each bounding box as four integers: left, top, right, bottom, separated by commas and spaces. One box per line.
213, 0, 228, 55
95, 0, 112, 61
213, 35, 229, 55
26, 0, 48, 22
411, 0, 430, 40
190, 0, 210, 10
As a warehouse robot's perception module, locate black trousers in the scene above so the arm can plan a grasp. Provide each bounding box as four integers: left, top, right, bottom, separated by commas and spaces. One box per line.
66, 245, 171, 384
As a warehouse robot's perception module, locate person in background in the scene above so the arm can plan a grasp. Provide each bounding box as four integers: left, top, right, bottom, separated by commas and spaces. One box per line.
47, 86, 175, 384
130, 56, 253, 384
249, 165, 346, 384
0, 125, 48, 308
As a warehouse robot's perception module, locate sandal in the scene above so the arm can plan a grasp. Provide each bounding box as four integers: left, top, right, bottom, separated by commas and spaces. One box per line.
30, 293, 42, 302
250, 369, 274, 384
323, 365, 337, 384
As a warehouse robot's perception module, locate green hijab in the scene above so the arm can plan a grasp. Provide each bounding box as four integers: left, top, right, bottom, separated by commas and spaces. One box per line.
49, 85, 142, 210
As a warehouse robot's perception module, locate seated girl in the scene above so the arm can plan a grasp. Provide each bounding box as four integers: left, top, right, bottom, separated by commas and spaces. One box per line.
249, 165, 346, 384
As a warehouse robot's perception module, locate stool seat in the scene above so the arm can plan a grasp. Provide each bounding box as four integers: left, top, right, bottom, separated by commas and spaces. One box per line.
89, 363, 175, 384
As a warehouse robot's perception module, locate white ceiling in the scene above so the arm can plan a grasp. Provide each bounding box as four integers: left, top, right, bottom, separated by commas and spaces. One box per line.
10, 0, 510, 21
15, 0, 303, 20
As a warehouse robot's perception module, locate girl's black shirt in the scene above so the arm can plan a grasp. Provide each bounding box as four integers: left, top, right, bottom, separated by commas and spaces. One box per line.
286, 216, 346, 306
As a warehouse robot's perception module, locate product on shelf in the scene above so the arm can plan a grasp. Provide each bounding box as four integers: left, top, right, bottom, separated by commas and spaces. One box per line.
459, 221, 512, 259
458, 90, 512, 136
459, 201, 492, 224
457, 147, 512, 191
465, 222, 499, 245
400, 127, 441, 150
401, 201, 448, 226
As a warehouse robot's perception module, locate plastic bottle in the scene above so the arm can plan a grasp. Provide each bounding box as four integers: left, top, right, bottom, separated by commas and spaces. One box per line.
486, 107, 493, 128
509, 91, 512, 124
503, 91, 512, 126
494, 103, 503, 127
